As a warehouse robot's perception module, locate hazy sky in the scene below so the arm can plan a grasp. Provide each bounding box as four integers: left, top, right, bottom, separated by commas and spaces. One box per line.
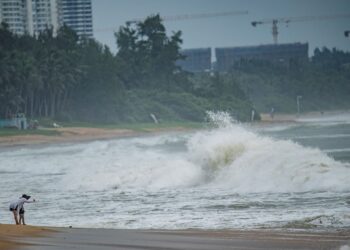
92, 0, 350, 56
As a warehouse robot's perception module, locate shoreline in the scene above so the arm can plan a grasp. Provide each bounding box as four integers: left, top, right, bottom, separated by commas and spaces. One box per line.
0, 127, 140, 148
0, 225, 349, 250
0, 110, 349, 148
260, 109, 350, 123
1, 111, 350, 249
0, 126, 193, 148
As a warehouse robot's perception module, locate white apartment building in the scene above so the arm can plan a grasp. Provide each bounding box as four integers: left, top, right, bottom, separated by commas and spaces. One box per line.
59, 0, 93, 38
30, 0, 59, 36
0, 0, 92, 38
0, 0, 29, 35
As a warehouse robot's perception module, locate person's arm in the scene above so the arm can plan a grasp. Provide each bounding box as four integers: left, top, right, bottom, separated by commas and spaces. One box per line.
24, 198, 36, 203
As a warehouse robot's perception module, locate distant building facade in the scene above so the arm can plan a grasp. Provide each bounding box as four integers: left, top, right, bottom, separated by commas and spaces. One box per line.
215, 43, 309, 72
59, 0, 93, 38
0, 0, 31, 35
176, 43, 308, 73
0, 0, 93, 38
30, 0, 59, 36
177, 48, 212, 73
0, 0, 59, 36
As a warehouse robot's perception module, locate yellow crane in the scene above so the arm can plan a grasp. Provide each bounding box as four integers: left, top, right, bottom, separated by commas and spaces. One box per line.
251, 13, 350, 44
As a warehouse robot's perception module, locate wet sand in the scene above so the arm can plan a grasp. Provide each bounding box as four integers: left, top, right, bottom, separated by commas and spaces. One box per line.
0, 225, 55, 249
1, 225, 349, 250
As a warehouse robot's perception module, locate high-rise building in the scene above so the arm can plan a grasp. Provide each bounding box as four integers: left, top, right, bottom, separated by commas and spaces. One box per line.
0, 0, 93, 38
0, 0, 28, 35
58, 0, 93, 38
0, 0, 59, 36
30, 0, 59, 36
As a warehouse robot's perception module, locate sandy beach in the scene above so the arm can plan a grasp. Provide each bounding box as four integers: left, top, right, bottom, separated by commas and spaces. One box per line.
1, 110, 350, 250
0, 126, 191, 147
0, 110, 349, 147
0, 127, 141, 147
0, 224, 349, 250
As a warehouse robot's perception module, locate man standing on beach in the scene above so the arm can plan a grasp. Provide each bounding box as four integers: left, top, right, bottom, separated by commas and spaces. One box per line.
9, 194, 36, 225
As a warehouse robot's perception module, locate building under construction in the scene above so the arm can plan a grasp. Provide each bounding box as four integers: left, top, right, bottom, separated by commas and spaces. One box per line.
177, 48, 212, 73
215, 42, 309, 72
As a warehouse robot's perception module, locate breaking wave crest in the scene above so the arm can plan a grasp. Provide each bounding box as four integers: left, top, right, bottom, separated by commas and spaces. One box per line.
6, 112, 348, 193
188, 111, 350, 192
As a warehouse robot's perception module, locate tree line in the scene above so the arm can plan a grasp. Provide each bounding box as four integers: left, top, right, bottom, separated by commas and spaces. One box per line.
0, 15, 253, 123
231, 48, 350, 113
0, 24, 83, 119
1, 15, 349, 124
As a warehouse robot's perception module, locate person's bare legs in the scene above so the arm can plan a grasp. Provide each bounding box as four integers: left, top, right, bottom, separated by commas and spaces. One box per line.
19, 214, 26, 225
12, 210, 19, 225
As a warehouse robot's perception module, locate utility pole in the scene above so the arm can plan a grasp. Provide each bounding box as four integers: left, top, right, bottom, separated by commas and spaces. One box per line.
272, 20, 278, 44
297, 95, 302, 117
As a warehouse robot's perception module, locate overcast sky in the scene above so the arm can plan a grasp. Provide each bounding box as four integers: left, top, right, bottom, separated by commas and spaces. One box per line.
92, 0, 350, 56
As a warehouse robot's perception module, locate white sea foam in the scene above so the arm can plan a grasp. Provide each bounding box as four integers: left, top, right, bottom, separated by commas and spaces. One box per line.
2, 112, 349, 194
187, 112, 350, 193
323, 148, 350, 153
254, 123, 298, 132
293, 134, 350, 139
47, 112, 350, 193
296, 112, 350, 125
1, 112, 350, 229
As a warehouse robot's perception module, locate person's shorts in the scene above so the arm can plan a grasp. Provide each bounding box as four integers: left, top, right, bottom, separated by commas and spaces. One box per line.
19, 208, 25, 214
9, 205, 18, 212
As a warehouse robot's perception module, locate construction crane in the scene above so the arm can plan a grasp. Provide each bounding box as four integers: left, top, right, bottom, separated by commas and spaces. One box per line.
251, 13, 350, 44
95, 10, 248, 32
128, 10, 248, 23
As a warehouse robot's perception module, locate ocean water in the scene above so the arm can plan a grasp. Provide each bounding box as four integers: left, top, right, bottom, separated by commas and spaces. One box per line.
0, 112, 350, 231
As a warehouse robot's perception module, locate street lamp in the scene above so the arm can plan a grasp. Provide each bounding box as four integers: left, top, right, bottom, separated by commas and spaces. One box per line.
297, 95, 302, 117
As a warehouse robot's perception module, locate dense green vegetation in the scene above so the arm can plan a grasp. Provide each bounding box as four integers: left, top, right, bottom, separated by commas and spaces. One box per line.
0, 16, 253, 124
230, 49, 350, 114
1, 15, 349, 125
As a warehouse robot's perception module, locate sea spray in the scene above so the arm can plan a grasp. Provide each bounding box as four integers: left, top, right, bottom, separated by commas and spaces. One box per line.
188, 111, 350, 192
12, 114, 349, 193
205, 110, 238, 128
1, 111, 350, 229
1, 112, 349, 194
